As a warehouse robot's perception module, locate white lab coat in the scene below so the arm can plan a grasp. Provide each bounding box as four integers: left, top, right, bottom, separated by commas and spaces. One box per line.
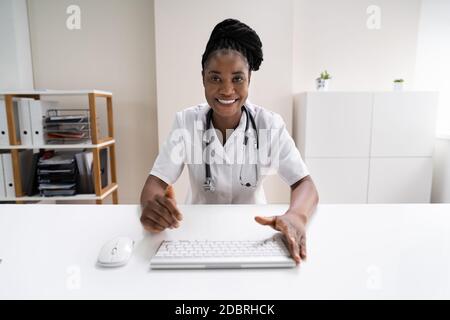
150, 101, 309, 204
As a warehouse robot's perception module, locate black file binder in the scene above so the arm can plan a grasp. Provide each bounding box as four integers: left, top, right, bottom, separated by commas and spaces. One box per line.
25, 152, 40, 196
100, 148, 108, 188
17, 150, 39, 197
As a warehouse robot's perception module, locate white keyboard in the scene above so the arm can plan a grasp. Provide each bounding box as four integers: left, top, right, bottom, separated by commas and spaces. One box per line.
150, 234, 296, 269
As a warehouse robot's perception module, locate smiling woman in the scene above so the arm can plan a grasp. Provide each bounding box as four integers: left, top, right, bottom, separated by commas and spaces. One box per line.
140, 18, 319, 265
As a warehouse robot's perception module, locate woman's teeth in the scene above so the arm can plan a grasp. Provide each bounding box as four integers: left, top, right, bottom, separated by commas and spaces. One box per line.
217, 98, 237, 105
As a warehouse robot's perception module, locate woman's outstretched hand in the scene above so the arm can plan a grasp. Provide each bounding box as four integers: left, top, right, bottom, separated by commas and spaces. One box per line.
140, 185, 183, 233
254, 212, 307, 265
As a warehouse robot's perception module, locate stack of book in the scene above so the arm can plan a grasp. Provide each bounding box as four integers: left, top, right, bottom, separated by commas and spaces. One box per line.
44, 109, 91, 144
37, 151, 78, 197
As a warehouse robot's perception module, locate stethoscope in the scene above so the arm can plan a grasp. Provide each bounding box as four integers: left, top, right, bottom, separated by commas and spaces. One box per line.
203, 105, 259, 192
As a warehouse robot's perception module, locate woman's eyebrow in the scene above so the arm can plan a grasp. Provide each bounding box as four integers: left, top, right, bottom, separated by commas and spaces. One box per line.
208, 70, 245, 75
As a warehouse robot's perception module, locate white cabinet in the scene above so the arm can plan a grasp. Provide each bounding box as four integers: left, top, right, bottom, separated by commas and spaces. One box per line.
294, 91, 438, 203
294, 92, 372, 157
305, 158, 369, 203
368, 158, 433, 203
371, 92, 438, 157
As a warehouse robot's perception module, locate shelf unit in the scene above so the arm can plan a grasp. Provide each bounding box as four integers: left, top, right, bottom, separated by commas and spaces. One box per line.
0, 90, 118, 204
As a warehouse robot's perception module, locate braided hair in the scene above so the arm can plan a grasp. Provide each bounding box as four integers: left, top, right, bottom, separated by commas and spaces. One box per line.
201, 19, 263, 72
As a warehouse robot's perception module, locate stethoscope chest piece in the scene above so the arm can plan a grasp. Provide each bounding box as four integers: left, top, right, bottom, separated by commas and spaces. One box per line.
203, 177, 215, 192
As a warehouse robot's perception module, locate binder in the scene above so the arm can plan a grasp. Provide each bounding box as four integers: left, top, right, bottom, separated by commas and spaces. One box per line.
84, 151, 94, 193
74, 150, 108, 194
74, 150, 107, 193
0, 100, 11, 146
0, 155, 5, 198
25, 152, 40, 196
2, 153, 15, 198
30, 100, 56, 146
18, 150, 35, 196
100, 148, 108, 188
17, 99, 33, 146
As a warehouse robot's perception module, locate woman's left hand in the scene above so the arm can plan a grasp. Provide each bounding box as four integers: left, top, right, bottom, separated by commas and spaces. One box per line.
255, 212, 307, 265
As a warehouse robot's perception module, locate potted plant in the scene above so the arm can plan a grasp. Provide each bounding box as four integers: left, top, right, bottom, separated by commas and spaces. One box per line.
393, 79, 404, 91
316, 70, 331, 91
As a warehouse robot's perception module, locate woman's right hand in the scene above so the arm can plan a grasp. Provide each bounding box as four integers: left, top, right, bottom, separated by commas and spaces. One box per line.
140, 185, 183, 233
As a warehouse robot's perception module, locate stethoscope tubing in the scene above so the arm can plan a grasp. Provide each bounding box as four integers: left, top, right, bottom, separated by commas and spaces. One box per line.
203, 105, 258, 191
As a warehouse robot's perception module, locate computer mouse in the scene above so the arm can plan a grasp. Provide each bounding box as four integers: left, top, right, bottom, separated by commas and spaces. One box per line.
97, 236, 134, 267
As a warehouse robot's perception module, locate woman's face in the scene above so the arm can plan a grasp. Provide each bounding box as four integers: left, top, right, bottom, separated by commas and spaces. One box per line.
202, 50, 251, 120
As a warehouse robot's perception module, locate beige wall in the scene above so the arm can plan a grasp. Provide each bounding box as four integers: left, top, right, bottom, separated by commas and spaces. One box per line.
154, 0, 295, 203
27, 0, 158, 204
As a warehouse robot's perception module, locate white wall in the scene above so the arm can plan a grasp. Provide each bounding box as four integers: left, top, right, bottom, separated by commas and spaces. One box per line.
415, 0, 450, 135
415, 0, 450, 202
0, 0, 34, 89
27, 0, 158, 204
432, 138, 450, 203
293, 0, 421, 92
154, 0, 295, 203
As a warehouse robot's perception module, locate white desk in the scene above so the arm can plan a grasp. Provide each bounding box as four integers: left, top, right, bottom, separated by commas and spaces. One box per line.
1, 204, 450, 299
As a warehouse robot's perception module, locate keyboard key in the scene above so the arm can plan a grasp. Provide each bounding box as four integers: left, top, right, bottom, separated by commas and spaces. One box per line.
154, 238, 292, 260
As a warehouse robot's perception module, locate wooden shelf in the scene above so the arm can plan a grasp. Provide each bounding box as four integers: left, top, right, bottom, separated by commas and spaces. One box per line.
0, 183, 118, 202
0, 138, 115, 150
0, 90, 118, 204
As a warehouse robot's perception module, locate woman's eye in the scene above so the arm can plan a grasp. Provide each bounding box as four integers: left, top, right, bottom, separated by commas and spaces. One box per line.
208, 76, 244, 83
